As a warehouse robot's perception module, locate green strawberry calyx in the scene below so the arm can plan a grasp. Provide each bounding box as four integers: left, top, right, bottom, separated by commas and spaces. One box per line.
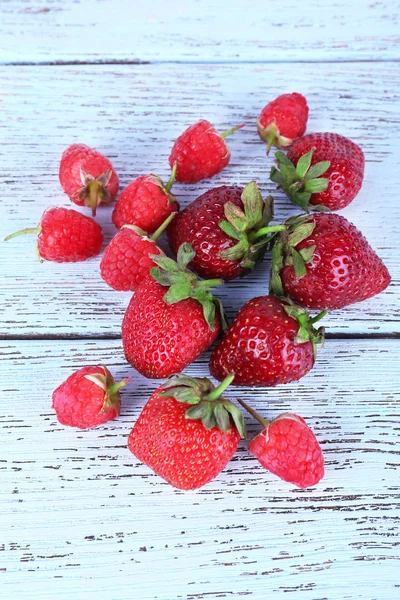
150, 242, 226, 332
146, 163, 178, 206
218, 181, 286, 270
279, 297, 326, 358
270, 148, 331, 212
78, 167, 113, 216
269, 214, 318, 296
159, 373, 247, 437
84, 366, 130, 413
257, 120, 293, 155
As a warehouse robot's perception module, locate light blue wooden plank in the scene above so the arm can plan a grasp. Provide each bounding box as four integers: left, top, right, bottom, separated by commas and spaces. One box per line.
1, 62, 399, 336
0, 0, 399, 64
1, 338, 399, 599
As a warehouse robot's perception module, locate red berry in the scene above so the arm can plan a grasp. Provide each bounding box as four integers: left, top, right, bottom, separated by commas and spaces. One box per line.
271, 133, 365, 211
128, 374, 246, 490
52, 365, 128, 429
257, 92, 308, 153
5, 207, 103, 262
210, 295, 325, 387
112, 169, 178, 233
59, 143, 119, 215
169, 120, 244, 183
168, 182, 284, 280
249, 413, 324, 488
100, 213, 176, 292
270, 213, 391, 310
122, 244, 224, 379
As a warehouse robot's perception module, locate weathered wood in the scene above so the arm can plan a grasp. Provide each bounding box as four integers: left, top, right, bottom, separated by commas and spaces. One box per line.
1, 62, 399, 337
1, 338, 399, 599
1, 0, 399, 64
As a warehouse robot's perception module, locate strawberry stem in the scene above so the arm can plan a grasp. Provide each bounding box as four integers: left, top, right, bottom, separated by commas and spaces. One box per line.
220, 124, 245, 139
206, 373, 235, 401
150, 212, 177, 242
236, 398, 269, 428
249, 224, 286, 241
4, 227, 39, 241
108, 378, 130, 396
165, 163, 177, 192
309, 309, 327, 325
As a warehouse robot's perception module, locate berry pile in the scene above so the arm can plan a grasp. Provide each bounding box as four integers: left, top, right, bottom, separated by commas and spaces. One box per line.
6, 95, 391, 491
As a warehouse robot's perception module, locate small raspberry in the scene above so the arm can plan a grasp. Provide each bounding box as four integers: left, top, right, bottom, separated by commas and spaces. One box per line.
112, 167, 178, 233
5, 207, 103, 262
100, 213, 176, 291
169, 120, 244, 183
257, 93, 308, 153
52, 365, 129, 429
59, 144, 119, 215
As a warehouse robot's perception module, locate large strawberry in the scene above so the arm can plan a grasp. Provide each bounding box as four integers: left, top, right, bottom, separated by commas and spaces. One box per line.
237, 399, 324, 488
169, 120, 244, 183
122, 243, 225, 378
59, 143, 119, 216
269, 213, 391, 309
112, 165, 178, 233
128, 373, 246, 490
257, 92, 309, 153
209, 295, 325, 387
5, 207, 103, 262
270, 133, 365, 211
167, 182, 285, 280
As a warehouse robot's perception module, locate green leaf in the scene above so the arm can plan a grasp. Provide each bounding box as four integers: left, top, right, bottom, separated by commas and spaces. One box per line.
287, 222, 315, 247
219, 219, 242, 241
177, 242, 196, 270
150, 255, 180, 272
163, 282, 192, 304
295, 149, 314, 179
214, 403, 230, 432
270, 167, 285, 187
263, 195, 274, 223
305, 160, 330, 180
291, 247, 307, 278
185, 402, 209, 421
171, 388, 202, 405
275, 151, 294, 168
294, 191, 312, 208
299, 245, 316, 264
219, 241, 247, 261
224, 402, 247, 438
202, 405, 218, 430
241, 181, 263, 228
213, 297, 227, 331
224, 202, 248, 232
304, 178, 329, 193
202, 299, 216, 331
150, 267, 171, 286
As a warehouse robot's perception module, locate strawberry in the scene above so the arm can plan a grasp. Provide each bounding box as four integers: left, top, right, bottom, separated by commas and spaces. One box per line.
59, 143, 119, 216
128, 373, 246, 490
122, 243, 225, 378
209, 295, 325, 387
269, 213, 391, 309
112, 165, 178, 233
167, 182, 285, 281
169, 120, 244, 183
270, 132, 365, 211
257, 92, 309, 154
5, 207, 103, 262
100, 212, 176, 291
52, 365, 129, 429
238, 399, 324, 488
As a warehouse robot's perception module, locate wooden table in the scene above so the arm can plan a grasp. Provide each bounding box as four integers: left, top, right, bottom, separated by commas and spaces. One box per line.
1, 2, 399, 598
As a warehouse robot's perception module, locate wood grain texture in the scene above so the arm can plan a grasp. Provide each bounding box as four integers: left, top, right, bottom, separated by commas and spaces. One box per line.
1, 62, 399, 337
1, 0, 399, 64
1, 338, 399, 599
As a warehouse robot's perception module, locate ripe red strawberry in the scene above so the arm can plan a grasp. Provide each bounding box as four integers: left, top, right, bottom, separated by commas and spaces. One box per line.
122, 243, 225, 378
112, 166, 178, 233
128, 373, 246, 490
257, 92, 309, 153
59, 143, 119, 216
270, 132, 365, 211
238, 399, 324, 488
167, 182, 285, 281
5, 207, 103, 262
100, 212, 176, 291
270, 213, 391, 309
169, 120, 244, 183
210, 295, 325, 387
52, 365, 129, 429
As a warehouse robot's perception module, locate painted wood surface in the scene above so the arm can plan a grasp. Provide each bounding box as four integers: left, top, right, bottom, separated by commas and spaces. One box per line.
1, 338, 399, 599
1, 0, 400, 64
1, 62, 399, 337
